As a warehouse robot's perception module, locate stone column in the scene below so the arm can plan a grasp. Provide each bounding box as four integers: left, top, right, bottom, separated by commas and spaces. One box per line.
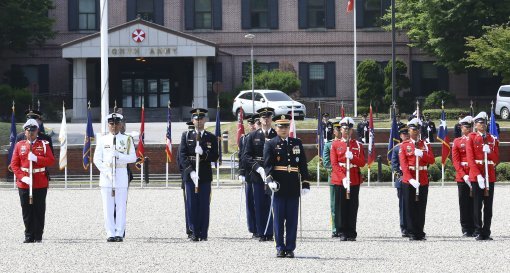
72, 58, 87, 122
193, 57, 208, 109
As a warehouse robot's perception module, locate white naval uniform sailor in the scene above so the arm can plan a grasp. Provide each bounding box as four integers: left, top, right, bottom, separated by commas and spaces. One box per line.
93, 124, 136, 239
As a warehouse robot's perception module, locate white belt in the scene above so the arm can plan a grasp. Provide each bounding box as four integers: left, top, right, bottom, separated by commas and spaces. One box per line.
460, 162, 468, 166
339, 163, 359, 168
409, 166, 427, 170
21, 167, 46, 173
105, 163, 127, 168
475, 160, 494, 165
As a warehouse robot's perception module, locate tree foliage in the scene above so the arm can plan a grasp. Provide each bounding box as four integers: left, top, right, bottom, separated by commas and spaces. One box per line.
423, 90, 456, 109
0, 0, 56, 54
385, 0, 510, 73
240, 70, 301, 95
465, 24, 510, 82
383, 60, 411, 112
357, 60, 384, 110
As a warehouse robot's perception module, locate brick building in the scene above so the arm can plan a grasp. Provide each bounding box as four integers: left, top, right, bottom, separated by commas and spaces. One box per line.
0, 0, 502, 122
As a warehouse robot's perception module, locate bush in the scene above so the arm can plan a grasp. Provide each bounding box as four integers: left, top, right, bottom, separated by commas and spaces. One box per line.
430, 156, 456, 182
424, 90, 457, 109
383, 60, 411, 110
357, 60, 384, 110
361, 163, 392, 182
422, 108, 470, 120
239, 70, 301, 96
307, 155, 329, 182
496, 162, 510, 182
0, 84, 32, 121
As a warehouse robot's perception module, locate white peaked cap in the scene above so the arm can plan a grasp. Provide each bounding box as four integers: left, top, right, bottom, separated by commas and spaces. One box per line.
473, 111, 487, 122
407, 117, 422, 127
340, 117, 355, 126
459, 116, 473, 124
23, 119, 39, 129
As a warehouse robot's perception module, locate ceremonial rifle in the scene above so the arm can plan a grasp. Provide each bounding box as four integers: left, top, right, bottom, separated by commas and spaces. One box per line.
29, 139, 33, 205
346, 125, 351, 200
112, 134, 116, 197
195, 132, 200, 193
482, 133, 489, 197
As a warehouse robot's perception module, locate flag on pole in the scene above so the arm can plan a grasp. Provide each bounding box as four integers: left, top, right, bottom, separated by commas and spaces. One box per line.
59, 103, 67, 170
83, 103, 95, 169
317, 104, 323, 158
237, 106, 245, 146
367, 105, 376, 167
289, 104, 296, 138
346, 0, 354, 12
215, 101, 222, 165
341, 102, 345, 118
489, 103, 499, 139
387, 110, 400, 163
136, 105, 145, 169
437, 105, 450, 165
8, 102, 16, 168
165, 102, 173, 162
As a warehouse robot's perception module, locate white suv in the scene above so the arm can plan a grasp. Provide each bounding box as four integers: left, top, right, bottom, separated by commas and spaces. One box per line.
495, 85, 510, 119
232, 90, 306, 119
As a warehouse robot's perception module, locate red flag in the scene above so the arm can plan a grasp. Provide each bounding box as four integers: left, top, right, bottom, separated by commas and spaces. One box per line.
346, 0, 354, 12
237, 106, 245, 146
136, 105, 145, 169
290, 105, 296, 138
367, 105, 376, 167
341, 103, 345, 118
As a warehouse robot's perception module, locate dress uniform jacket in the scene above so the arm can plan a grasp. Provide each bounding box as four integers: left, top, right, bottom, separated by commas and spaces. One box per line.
16, 132, 54, 155
238, 135, 247, 176
179, 130, 219, 183
466, 132, 499, 182
242, 128, 277, 177
399, 139, 435, 185
322, 121, 333, 142
356, 121, 369, 143
10, 139, 55, 189
330, 139, 366, 186
452, 135, 471, 182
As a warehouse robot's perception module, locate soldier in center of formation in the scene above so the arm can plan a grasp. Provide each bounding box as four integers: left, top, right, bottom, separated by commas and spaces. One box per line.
356, 113, 369, 143
452, 115, 475, 237
421, 113, 437, 143
330, 117, 365, 241
241, 107, 277, 241
179, 108, 219, 241
264, 114, 310, 258
238, 114, 260, 238
399, 118, 435, 241
466, 111, 499, 241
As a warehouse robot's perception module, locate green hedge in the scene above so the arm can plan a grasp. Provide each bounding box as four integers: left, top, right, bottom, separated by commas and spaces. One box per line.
307, 156, 329, 182
361, 164, 392, 182
421, 108, 471, 120
496, 162, 510, 182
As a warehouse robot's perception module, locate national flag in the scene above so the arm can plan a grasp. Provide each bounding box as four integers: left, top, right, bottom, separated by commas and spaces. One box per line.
367, 105, 376, 167
8, 102, 16, 168
341, 103, 345, 118
436, 106, 450, 165
58, 104, 67, 170
215, 101, 222, 165
346, 0, 354, 12
136, 105, 145, 169
165, 102, 173, 162
317, 105, 324, 158
237, 106, 245, 146
489, 107, 499, 140
82, 103, 95, 170
289, 104, 296, 138
387, 110, 400, 163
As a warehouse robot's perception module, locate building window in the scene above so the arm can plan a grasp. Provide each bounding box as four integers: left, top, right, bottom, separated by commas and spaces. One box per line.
251, 0, 269, 28
195, 0, 212, 29
136, 0, 155, 22
307, 0, 325, 28
78, 0, 97, 30
309, 63, 326, 96
411, 61, 449, 96
299, 62, 336, 97
358, 0, 390, 28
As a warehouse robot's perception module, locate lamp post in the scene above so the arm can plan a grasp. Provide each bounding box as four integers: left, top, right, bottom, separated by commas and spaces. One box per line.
244, 33, 255, 114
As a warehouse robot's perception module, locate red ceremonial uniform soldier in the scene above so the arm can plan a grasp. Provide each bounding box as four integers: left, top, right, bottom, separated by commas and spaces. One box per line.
330, 117, 365, 241
399, 118, 434, 241
9, 119, 55, 243
451, 115, 475, 237
466, 111, 499, 241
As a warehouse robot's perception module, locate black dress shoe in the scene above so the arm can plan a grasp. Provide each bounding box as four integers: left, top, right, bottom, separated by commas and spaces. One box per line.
286, 251, 295, 258
190, 235, 199, 242
462, 232, 473, 237
187, 233, 193, 238
115, 236, 123, 242
266, 235, 274, 241
23, 238, 34, 243
339, 236, 347, 241
402, 233, 410, 238
276, 250, 286, 258
107, 237, 116, 242
252, 233, 261, 239
34, 240, 42, 243
475, 235, 488, 241
346, 237, 356, 241
409, 236, 425, 241
200, 237, 208, 241
332, 232, 339, 238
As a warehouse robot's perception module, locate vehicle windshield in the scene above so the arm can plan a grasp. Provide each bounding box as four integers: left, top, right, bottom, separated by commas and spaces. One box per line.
264, 92, 292, 101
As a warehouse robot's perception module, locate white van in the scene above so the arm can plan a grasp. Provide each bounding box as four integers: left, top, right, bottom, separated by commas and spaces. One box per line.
495, 85, 510, 119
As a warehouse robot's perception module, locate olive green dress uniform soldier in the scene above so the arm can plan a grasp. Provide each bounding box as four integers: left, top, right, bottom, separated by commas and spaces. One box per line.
322, 118, 340, 237
179, 108, 219, 241
264, 114, 310, 258
241, 107, 277, 241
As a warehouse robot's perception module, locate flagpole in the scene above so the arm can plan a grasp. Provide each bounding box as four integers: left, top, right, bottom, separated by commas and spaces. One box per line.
166, 160, 169, 188
11, 101, 16, 189
368, 167, 371, 187
353, 0, 358, 117
90, 160, 93, 188
441, 100, 444, 187
65, 167, 68, 189
140, 163, 144, 188
317, 102, 321, 187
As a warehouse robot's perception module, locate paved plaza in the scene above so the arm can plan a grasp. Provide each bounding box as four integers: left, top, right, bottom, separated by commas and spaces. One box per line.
1, 185, 510, 272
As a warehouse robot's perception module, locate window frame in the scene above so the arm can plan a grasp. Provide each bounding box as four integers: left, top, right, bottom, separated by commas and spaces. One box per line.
250, 0, 269, 29
78, 0, 97, 31
194, 0, 213, 29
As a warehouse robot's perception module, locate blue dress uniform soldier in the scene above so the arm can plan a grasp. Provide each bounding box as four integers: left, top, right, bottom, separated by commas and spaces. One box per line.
322, 118, 340, 237
179, 108, 219, 241
93, 113, 137, 242
241, 107, 277, 241
238, 114, 260, 238
264, 114, 310, 258
391, 124, 410, 237
321, 113, 333, 142
177, 121, 195, 238
356, 113, 369, 143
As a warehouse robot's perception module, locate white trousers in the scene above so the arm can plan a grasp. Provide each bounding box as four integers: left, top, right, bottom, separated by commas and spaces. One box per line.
100, 187, 128, 238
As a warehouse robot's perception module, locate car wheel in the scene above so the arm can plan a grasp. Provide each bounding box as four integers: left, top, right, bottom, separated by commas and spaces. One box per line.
501, 107, 510, 120
235, 108, 240, 120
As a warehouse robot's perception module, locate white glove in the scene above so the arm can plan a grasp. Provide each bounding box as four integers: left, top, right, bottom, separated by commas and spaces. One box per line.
414, 149, 423, 157
238, 175, 245, 183
301, 188, 310, 196
409, 179, 420, 189
345, 151, 353, 160
482, 144, 491, 154
476, 174, 485, 189
28, 152, 38, 162
256, 167, 266, 180
195, 145, 204, 155
463, 175, 469, 183
342, 177, 350, 188
104, 172, 112, 181
268, 182, 278, 192
21, 176, 32, 185
111, 150, 119, 158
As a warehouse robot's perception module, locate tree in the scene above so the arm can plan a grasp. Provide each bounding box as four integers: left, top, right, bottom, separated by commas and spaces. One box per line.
384, 0, 510, 73
0, 0, 56, 55
423, 90, 456, 109
383, 60, 411, 111
239, 70, 301, 95
465, 24, 510, 82
357, 60, 384, 110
